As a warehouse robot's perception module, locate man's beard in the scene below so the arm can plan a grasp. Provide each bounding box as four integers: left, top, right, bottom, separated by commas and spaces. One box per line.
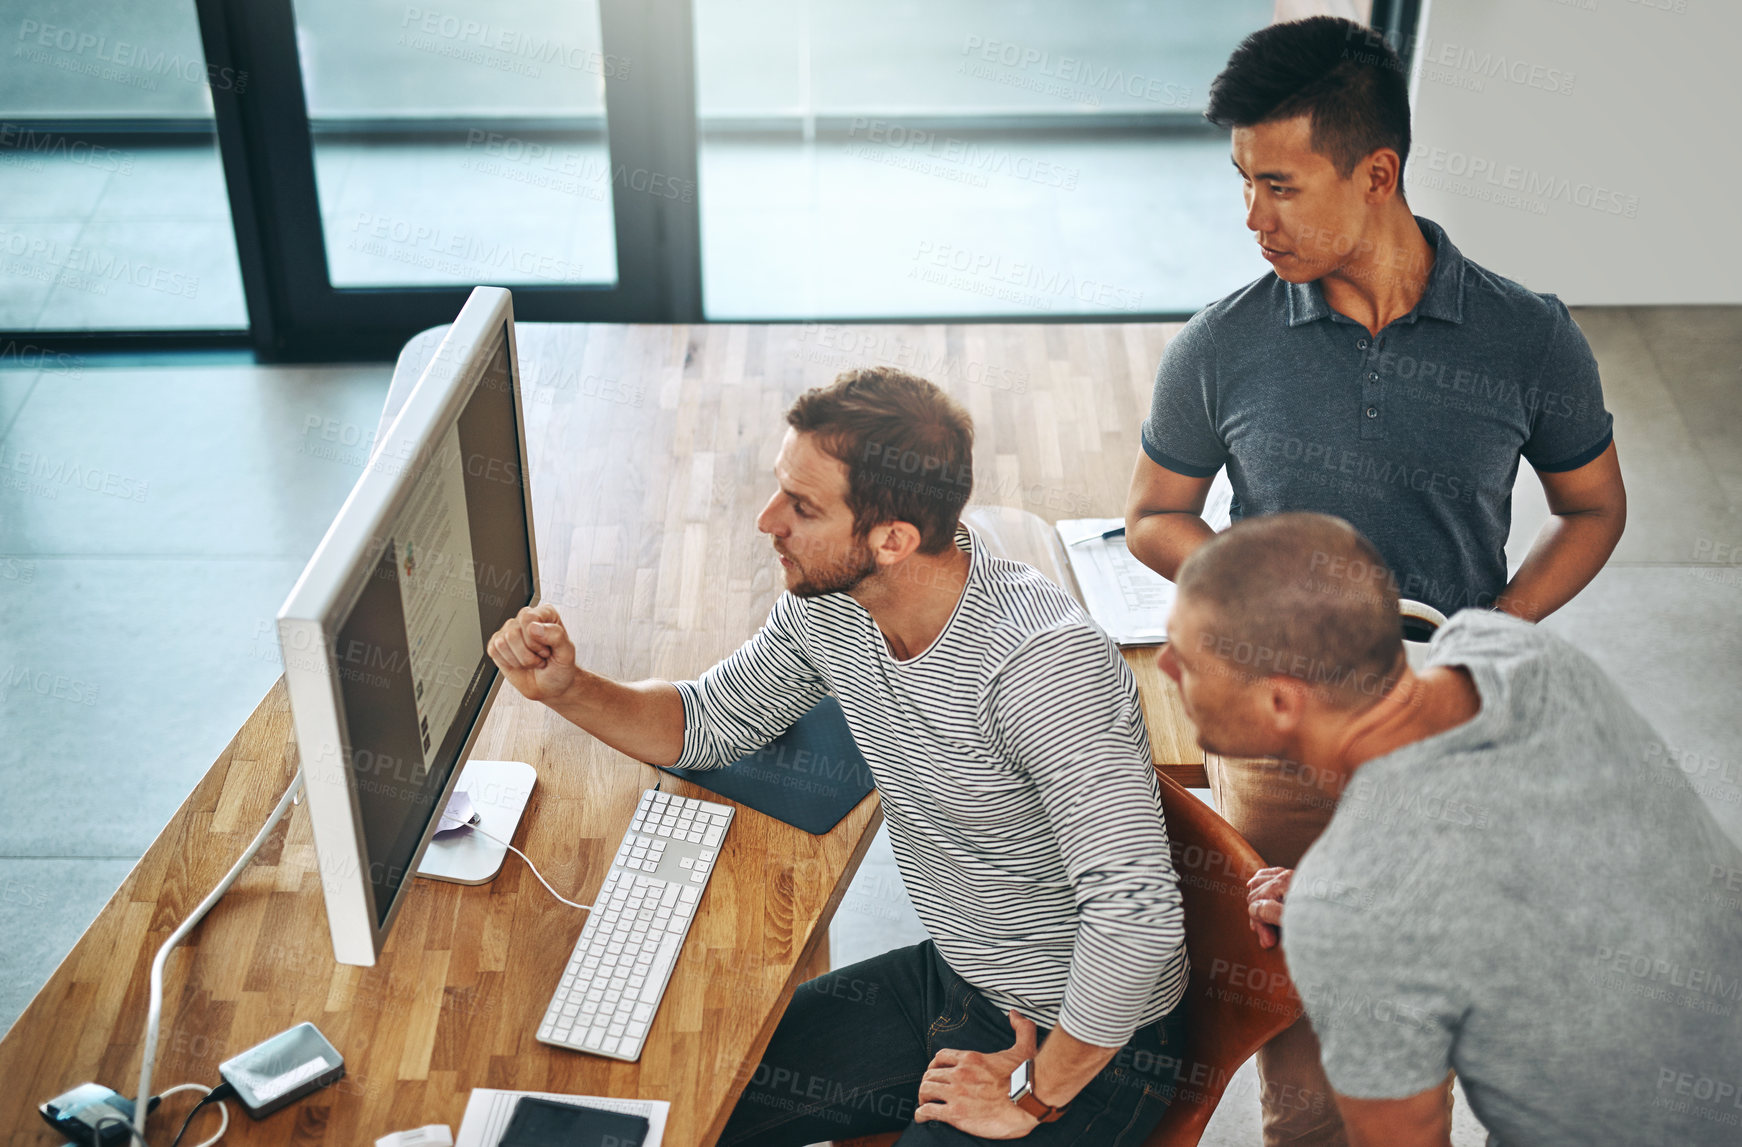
783, 537, 879, 598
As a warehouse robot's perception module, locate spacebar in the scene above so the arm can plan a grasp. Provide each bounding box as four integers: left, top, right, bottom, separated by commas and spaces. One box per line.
638, 933, 681, 1003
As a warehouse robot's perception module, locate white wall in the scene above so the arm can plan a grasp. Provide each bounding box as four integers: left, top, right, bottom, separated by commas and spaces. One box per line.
1402, 0, 1742, 304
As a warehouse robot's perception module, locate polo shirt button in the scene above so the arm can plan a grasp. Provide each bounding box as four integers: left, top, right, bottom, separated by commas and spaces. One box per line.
1365, 406, 1379, 418
1367, 371, 1379, 382
1357, 338, 1370, 350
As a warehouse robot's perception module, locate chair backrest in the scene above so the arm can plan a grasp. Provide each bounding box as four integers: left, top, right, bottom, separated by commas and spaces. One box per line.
1140, 769, 1303, 1147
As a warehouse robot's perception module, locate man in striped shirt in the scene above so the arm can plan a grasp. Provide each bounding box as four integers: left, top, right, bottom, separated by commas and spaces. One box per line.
488, 367, 1188, 1143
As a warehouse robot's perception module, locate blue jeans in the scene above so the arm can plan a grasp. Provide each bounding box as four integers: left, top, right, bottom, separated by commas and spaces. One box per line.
719, 941, 1184, 1146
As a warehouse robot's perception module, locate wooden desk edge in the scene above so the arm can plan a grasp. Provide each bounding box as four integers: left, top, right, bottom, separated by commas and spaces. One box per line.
697, 791, 885, 1146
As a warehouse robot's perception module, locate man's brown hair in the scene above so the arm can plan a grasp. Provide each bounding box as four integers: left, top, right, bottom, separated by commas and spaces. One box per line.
1177, 512, 1404, 708
786, 367, 974, 554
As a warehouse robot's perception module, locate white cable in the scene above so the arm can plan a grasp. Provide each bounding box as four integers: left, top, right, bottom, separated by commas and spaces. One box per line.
468, 825, 592, 911
154, 1083, 230, 1147
134, 770, 306, 1141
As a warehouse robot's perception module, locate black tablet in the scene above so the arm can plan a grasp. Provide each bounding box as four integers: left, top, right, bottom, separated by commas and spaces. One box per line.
497, 1097, 650, 1147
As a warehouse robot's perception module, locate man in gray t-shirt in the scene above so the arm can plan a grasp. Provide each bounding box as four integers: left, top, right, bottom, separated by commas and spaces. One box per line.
1158, 512, 1742, 1146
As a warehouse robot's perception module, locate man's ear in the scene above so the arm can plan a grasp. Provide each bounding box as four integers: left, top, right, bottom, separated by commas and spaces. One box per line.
1265, 676, 1313, 736
868, 520, 923, 568
1363, 147, 1402, 201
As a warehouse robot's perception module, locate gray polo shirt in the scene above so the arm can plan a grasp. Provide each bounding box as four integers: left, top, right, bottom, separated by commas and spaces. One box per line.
1141, 216, 1613, 617
1283, 611, 1742, 1145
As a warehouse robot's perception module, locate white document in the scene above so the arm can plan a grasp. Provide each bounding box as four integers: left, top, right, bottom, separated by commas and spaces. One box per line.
1056, 518, 1175, 646
454, 1089, 669, 1147
389, 421, 484, 775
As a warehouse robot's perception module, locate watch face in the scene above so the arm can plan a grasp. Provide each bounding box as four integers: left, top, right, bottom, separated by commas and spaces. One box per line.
1009, 1059, 1031, 1099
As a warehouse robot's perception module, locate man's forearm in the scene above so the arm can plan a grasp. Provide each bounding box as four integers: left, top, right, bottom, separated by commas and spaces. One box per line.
1125, 510, 1216, 581
1031, 1022, 1121, 1108
1496, 507, 1623, 622
547, 672, 686, 766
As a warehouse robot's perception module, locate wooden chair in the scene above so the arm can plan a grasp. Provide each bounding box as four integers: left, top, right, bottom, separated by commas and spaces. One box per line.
831, 772, 1300, 1147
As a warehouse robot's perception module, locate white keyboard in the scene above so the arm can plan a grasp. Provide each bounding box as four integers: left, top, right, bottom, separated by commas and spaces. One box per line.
534, 788, 735, 1060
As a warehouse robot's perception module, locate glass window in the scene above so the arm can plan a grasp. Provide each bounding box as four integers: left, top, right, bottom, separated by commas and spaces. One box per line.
0, 0, 248, 329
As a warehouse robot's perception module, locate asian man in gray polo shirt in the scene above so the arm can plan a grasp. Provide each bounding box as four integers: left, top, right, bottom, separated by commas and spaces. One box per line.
1122, 17, 1626, 1147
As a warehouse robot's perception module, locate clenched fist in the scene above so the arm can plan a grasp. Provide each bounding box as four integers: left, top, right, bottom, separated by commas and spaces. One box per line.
488, 603, 579, 704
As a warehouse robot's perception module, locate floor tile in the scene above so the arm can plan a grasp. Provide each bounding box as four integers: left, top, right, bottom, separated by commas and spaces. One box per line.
0, 368, 42, 443
0, 858, 138, 1037
85, 143, 235, 223
0, 221, 84, 329
0, 364, 389, 556
0, 556, 314, 856
1540, 565, 1742, 843
829, 826, 929, 968
316, 142, 616, 288
33, 217, 246, 331
0, 149, 113, 223
1507, 308, 1742, 568
1628, 306, 1742, 509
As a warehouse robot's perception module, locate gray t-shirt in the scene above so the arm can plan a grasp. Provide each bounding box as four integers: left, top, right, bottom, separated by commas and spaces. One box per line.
1141, 216, 1613, 618
1284, 610, 1742, 1145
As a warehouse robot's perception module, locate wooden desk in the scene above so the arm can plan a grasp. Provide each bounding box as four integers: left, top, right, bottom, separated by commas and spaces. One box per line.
0, 321, 1202, 1147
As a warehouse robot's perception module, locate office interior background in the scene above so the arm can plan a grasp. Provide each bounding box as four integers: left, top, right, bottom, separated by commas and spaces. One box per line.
2, 0, 1739, 1142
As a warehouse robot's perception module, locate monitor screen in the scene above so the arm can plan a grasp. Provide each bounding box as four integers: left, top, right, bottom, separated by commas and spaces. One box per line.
329, 325, 533, 925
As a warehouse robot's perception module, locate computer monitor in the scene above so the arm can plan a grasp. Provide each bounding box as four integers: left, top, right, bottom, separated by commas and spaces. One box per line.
277, 287, 539, 965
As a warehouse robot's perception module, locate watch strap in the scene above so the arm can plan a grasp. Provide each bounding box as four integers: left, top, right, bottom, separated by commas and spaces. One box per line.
1010, 1060, 1068, 1124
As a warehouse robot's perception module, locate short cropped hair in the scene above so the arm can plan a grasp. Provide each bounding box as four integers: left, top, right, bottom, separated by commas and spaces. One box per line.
1176, 513, 1404, 708
786, 367, 973, 554
1206, 16, 1412, 185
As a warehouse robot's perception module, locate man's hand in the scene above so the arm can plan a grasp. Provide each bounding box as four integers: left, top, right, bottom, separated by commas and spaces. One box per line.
912, 1009, 1041, 1139
488, 603, 579, 704
1247, 866, 1293, 950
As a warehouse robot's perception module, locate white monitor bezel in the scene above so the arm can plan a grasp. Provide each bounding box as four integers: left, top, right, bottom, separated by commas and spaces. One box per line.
276, 286, 540, 966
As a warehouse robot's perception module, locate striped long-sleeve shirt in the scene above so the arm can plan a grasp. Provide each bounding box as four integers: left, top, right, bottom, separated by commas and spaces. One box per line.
673, 525, 1188, 1046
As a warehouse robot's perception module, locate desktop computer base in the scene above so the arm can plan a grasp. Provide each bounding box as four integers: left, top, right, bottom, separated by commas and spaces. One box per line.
416, 759, 537, 885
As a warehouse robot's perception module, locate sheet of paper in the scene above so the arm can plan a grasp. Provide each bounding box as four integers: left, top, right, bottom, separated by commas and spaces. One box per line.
389, 421, 483, 775
1056, 518, 1174, 646
454, 1089, 669, 1147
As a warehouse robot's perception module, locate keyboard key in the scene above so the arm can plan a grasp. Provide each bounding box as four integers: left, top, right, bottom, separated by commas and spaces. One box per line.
679, 885, 698, 903
679, 857, 693, 869
703, 827, 723, 846
691, 871, 705, 883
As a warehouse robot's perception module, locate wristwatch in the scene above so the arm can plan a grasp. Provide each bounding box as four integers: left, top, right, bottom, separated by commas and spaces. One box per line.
1008, 1058, 1068, 1124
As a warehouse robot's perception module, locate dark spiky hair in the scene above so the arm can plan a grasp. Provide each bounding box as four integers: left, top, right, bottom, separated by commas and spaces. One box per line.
1206, 16, 1412, 185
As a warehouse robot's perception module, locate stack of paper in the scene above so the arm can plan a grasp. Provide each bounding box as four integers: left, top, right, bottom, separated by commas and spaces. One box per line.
1056, 519, 1175, 646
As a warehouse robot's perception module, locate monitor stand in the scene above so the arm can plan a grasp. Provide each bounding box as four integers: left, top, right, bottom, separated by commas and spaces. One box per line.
416, 759, 537, 885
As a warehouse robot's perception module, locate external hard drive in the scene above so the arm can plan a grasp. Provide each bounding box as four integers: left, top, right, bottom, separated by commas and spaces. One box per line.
218, 1022, 345, 1119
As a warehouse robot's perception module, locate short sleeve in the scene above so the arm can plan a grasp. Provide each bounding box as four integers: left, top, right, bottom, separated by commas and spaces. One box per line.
1521, 297, 1613, 473
1281, 879, 1461, 1100
1141, 310, 1228, 478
